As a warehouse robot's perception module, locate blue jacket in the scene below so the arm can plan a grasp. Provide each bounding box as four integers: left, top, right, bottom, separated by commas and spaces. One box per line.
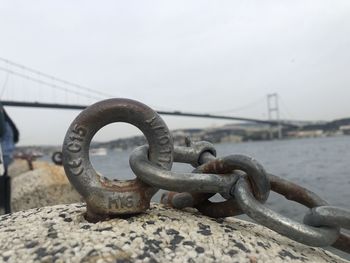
0, 103, 19, 152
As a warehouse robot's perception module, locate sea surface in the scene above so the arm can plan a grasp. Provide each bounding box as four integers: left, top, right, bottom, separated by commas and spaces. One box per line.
90, 136, 350, 259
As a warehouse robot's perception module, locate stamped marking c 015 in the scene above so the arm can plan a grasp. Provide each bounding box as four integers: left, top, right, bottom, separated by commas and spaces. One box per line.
66, 125, 87, 175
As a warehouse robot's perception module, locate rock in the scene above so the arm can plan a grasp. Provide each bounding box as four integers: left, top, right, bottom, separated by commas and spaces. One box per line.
10, 162, 82, 212
8, 159, 32, 178
8, 160, 60, 178
0, 203, 347, 263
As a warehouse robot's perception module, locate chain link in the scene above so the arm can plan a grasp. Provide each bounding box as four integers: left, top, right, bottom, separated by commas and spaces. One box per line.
304, 206, 350, 252
129, 145, 239, 195
158, 145, 350, 253
62, 99, 350, 253
304, 206, 350, 230
234, 176, 339, 247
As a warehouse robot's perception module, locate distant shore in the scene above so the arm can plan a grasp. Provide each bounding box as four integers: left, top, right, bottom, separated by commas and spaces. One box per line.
15, 117, 350, 155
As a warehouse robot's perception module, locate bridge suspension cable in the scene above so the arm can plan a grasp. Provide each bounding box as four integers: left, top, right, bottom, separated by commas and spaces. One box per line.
0, 57, 115, 99
0, 66, 103, 101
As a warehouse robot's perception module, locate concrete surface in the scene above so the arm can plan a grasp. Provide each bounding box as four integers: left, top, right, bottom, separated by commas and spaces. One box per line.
0, 203, 347, 263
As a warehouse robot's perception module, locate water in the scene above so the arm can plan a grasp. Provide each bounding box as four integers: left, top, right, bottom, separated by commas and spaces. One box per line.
91, 136, 350, 259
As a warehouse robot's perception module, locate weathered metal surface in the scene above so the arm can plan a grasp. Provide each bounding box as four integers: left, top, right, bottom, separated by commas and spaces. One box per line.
269, 174, 350, 253
62, 98, 173, 220
304, 206, 350, 230
172, 140, 216, 167
304, 206, 350, 253
268, 173, 327, 207
194, 155, 270, 202
234, 176, 340, 247
51, 151, 63, 165
130, 145, 239, 194
160, 154, 270, 217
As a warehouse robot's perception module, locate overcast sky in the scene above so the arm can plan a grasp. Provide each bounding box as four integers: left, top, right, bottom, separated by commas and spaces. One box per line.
0, 1, 349, 146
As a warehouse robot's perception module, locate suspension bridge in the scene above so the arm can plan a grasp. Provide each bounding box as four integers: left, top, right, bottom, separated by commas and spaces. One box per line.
0, 57, 300, 130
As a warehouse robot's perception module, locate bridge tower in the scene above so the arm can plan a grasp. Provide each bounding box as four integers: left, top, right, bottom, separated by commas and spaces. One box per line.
267, 93, 282, 139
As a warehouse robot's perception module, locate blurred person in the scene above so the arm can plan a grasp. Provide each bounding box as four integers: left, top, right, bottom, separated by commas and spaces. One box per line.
0, 103, 19, 214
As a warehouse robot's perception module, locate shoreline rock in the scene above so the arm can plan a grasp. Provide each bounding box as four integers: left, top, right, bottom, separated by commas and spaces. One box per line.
9, 160, 81, 212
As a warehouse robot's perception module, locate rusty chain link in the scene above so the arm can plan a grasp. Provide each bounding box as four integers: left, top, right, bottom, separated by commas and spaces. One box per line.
158, 143, 350, 253
62, 98, 350, 253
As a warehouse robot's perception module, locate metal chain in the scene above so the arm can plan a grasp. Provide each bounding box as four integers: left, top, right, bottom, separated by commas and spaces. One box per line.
62, 98, 350, 253
158, 142, 350, 253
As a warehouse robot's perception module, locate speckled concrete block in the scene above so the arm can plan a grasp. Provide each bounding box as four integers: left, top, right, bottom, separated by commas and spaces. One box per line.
10, 162, 82, 212
0, 203, 347, 263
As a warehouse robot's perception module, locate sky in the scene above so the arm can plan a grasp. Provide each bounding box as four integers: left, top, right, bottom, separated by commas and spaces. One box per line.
0, 0, 349, 146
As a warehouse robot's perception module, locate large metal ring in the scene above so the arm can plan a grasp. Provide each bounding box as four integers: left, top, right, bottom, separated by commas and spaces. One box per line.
234, 175, 340, 247
62, 98, 173, 219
